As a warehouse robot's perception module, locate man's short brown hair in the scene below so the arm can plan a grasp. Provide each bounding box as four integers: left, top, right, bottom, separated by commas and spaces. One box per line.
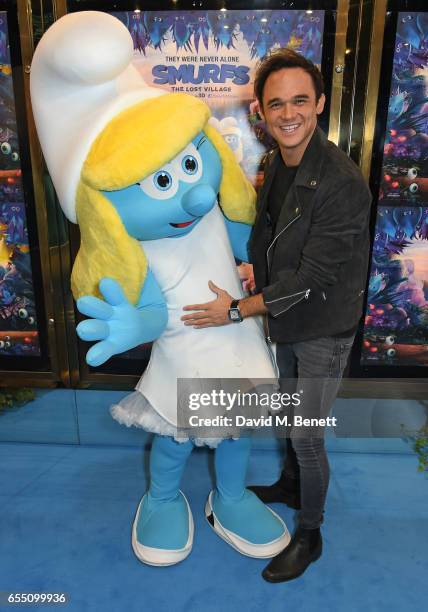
254, 48, 324, 106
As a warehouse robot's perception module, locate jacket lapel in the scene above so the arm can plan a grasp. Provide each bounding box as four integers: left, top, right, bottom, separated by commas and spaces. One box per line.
254, 150, 279, 225
252, 127, 328, 240
274, 127, 327, 233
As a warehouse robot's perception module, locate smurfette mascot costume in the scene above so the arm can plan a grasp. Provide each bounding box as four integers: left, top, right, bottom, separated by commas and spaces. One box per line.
30, 12, 290, 566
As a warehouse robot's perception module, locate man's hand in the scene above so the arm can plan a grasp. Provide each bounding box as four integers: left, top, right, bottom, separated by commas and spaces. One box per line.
238, 262, 256, 293
181, 281, 233, 328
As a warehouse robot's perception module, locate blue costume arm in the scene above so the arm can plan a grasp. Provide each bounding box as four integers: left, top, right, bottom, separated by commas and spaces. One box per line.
224, 218, 252, 263
75, 269, 168, 367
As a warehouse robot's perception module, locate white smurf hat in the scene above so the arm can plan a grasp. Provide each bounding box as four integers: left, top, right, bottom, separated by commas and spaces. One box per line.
30, 11, 165, 223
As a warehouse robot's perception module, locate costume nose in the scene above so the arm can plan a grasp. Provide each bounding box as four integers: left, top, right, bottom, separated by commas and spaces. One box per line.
181, 184, 217, 217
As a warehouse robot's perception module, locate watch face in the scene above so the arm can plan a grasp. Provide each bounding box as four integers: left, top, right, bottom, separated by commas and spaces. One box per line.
229, 308, 242, 322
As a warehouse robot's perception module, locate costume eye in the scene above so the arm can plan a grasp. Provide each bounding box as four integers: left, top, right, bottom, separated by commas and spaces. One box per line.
172, 142, 203, 184
11, 152, 19, 161
18, 308, 28, 319
1, 142, 11, 155
154, 170, 173, 191
408, 182, 418, 194
182, 155, 198, 175
137, 163, 179, 200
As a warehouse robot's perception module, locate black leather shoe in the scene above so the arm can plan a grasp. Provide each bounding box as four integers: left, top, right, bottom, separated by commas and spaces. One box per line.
248, 474, 301, 509
262, 526, 322, 583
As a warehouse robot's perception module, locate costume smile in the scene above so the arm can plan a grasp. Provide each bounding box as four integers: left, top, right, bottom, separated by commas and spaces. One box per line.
170, 220, 196, 228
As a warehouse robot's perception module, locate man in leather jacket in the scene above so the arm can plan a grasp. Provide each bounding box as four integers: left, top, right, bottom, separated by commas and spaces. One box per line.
182, 49, 372, 582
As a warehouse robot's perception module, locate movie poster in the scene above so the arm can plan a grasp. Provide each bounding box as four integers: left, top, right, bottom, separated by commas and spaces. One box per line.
113, 9, 324, 184
361, 12, 428, 367
0, 12, 40, 357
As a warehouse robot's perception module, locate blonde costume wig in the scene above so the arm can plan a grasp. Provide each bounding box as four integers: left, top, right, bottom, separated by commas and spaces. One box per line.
72, 93, 256, 304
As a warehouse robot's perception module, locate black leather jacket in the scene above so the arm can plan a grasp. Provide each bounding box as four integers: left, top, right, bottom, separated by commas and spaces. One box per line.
249, 127, 372, 343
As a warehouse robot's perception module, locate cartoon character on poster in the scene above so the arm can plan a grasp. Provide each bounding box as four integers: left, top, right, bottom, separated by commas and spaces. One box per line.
0, 12, 39, 356
362, 205, 428, 366
380, 12, 428, 205
210, 116, 243, 163
30, 12, 290, 566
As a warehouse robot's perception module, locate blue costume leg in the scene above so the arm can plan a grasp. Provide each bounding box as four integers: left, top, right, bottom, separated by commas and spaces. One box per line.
132, 435, 194, 566
205, 437, 291, 558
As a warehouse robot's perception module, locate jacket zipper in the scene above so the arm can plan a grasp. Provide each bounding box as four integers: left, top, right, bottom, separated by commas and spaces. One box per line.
266, 213, 301, 272
266, 289, 310, 341
265, 288, 310, 304
265, 212, 302, 342
272, 289, 311, 317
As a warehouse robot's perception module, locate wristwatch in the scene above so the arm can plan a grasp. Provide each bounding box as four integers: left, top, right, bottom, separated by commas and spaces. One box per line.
228, 299, 243, 323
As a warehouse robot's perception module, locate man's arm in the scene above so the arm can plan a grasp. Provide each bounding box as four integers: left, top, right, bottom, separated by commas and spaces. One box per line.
239, 292, 267, 317
181, 282, 266, 328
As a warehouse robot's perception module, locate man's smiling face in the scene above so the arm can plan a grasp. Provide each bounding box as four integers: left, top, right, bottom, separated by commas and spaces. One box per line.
259, 67, 325, 164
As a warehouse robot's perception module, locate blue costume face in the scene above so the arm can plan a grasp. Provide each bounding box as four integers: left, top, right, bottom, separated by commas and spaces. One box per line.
102, 132, 222, 240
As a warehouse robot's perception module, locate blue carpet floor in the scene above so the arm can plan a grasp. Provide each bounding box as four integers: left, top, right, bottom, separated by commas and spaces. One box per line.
0, 443, 426, 612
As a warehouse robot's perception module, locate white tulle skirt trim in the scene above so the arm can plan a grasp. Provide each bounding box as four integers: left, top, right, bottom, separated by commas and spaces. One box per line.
110, 390, 228, 448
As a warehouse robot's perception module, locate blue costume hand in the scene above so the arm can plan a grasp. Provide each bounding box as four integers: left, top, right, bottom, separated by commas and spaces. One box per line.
224, 217, 252, 262
76, 274, 167, 367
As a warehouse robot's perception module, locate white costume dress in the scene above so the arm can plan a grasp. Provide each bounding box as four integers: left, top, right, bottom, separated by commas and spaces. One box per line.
111, 205, 277, 445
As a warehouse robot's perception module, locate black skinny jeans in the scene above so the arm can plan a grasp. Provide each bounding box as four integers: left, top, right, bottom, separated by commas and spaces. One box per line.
276, 335, 354, 529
